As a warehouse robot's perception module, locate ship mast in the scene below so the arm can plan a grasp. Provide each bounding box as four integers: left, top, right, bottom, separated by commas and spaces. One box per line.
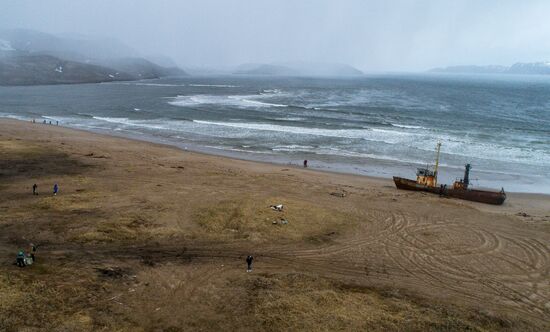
433, 142, 442, 184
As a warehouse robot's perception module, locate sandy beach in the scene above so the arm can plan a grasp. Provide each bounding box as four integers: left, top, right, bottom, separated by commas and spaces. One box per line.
1, 118, 549, 331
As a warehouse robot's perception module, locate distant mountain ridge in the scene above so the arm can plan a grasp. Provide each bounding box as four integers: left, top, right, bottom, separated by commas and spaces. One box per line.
507, 62, 550, 75
235, 63, 298, 76
0, 29, 186, 86
430, 62, 550, 75
234, 62, 363, 76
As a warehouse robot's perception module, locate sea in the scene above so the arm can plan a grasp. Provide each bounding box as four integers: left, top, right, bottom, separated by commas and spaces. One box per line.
1, 73, 549, 194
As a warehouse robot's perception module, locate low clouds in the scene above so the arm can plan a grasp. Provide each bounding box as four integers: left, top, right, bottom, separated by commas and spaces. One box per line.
1, 0, 549, 71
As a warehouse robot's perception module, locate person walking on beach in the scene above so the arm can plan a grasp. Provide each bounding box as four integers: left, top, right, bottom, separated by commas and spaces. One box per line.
29, 243, 37, 262
303, 160, 308, 168
53, 183, 58, 195
246, 255, 254, 272
32, 183, 38, 195
16, 250, 26, 267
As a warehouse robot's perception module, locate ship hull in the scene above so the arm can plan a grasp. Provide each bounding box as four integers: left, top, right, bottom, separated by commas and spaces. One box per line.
393, 177, 506, 205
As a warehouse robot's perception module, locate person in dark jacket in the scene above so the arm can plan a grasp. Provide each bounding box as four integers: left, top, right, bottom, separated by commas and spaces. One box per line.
303, 160, 308, 168
246, 255, 254, 272
32, 183, 38, 195
29, 244, 37, 262
53, 183, 58, 195
16, 250, 25, 267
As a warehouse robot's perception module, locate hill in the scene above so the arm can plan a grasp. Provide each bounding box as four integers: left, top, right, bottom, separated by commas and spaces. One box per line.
97, 57, 186, 80
507, 62, 550, 75
430, 62, 550, 75
0, 29, 186, 85
234, 63, 298, 76
234, 62, 363, 76
0, 52, 133, 85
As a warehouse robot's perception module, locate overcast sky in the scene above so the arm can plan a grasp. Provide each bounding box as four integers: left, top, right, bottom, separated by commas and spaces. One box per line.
2, 0, 550, 71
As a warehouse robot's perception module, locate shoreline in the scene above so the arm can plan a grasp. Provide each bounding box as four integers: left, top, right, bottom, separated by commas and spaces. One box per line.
4, 115, 549, 228
5, 116, 548, 197
4, 116, 392, 185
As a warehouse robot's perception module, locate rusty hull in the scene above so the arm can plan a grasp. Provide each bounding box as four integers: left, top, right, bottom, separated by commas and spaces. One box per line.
393, 177, 506, 205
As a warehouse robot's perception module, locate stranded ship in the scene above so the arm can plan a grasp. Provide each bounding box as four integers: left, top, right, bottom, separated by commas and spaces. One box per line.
393, 143, 506, 205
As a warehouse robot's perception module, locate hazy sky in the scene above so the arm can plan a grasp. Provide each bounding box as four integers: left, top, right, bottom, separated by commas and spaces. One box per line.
2, 0, 550, 71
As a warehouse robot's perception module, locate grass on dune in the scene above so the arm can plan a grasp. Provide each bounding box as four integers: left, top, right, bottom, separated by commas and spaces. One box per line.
193, 197, 362, 243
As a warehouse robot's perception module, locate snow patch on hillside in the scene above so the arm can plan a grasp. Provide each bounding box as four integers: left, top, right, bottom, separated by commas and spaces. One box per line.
0, 39, 15, 51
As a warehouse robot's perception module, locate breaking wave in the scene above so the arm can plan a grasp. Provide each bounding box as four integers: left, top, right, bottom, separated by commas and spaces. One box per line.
188, 84, 239, 88
391, 123, 426, 129
191, 120, 410, 144
168, 94, 287, 108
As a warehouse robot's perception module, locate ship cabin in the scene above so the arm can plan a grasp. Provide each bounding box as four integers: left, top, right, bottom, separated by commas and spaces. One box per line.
452, 164, 471, 190
453, 180, 467, 190
416, 167, 437, 187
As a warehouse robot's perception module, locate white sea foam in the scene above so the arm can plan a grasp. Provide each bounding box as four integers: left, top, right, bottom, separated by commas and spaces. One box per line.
108, 82, 187, 87
134, 83, 186, 87
261, 89, 282, 94
271, 117, 306, 121
269, 144, 429, 165
0, 113, 29, 121
272, 144, 316, 151
203, 145, 271, 154
92, 116, 171, 131
169, 94, 287, 108
192, 120, 411, 144
188, 84, 238, 88
314, 147, 427, 165
42, 115, 63, 122
92, 116, 130, 124
190, 119, 550, 167
29, 114, 550, 168
228, 96, 287, 107
391, 123, 426, 129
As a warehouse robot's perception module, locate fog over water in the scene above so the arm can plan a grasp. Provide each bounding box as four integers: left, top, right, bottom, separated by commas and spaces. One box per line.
2, 0, 550, 71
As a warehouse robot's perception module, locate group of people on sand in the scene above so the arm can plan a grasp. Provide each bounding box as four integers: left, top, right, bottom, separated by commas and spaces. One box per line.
30, 179, 256, 272
16, 244, 37, 267
31, 119, 59, 126
32, 183, 59, 195
16, 183, 59, 267
28, 178, 258, 271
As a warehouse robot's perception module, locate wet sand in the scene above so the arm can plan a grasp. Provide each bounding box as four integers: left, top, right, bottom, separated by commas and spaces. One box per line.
1, 118, 549, 331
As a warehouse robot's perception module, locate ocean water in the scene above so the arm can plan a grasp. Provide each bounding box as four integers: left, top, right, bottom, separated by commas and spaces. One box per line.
1, 74, 549, 193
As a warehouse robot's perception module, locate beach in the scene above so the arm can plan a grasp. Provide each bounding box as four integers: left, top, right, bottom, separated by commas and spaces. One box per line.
1, 118, 550, 331
2, 74, 549, 194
